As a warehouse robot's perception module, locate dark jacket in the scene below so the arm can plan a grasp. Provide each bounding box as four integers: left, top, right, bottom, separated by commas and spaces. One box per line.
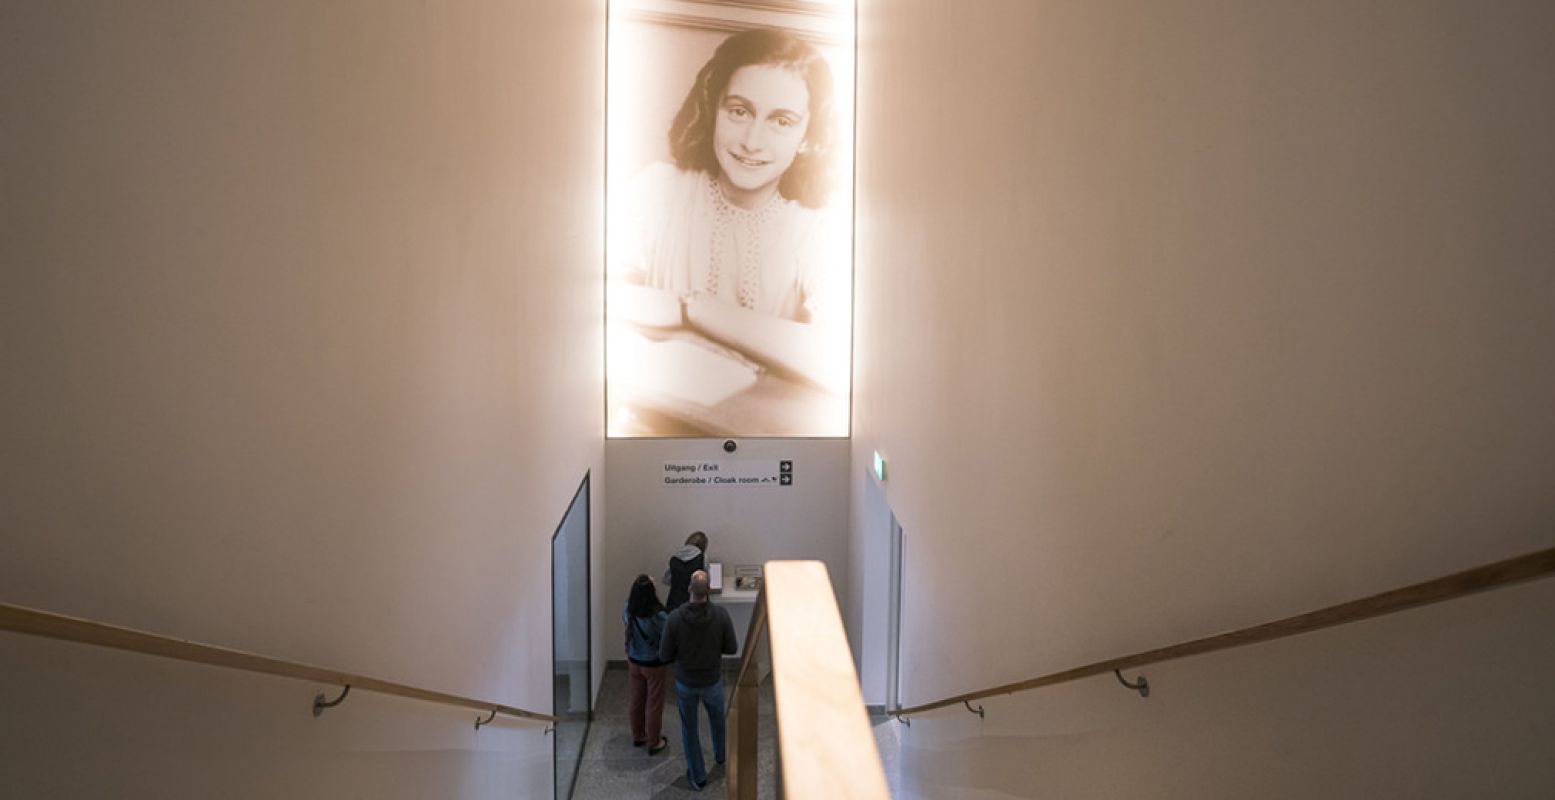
663, 544, 705, 612
658, 599, 737, 687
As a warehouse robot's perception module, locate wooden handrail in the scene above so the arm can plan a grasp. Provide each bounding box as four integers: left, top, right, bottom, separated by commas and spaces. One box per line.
726, 561, 889, 800
726, 584, 768, 800
0, 602, 558, 724
730, 583, 769, 700
896, 545, 1555, 718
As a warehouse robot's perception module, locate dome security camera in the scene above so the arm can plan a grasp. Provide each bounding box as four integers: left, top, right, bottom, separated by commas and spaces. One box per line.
722, 439, 737, 453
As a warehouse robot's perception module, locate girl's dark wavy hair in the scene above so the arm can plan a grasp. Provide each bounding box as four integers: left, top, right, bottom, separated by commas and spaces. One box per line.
667, 28, 837, 209
626, 574, 663, 618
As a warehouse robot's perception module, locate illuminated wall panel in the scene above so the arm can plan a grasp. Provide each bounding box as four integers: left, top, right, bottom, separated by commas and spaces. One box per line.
607, 0, 855, 437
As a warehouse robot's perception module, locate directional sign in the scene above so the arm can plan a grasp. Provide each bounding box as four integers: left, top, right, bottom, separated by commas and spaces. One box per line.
662, 459, 794, 488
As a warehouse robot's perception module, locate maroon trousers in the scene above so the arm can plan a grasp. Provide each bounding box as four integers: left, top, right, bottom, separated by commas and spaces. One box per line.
628, 662, 670, 745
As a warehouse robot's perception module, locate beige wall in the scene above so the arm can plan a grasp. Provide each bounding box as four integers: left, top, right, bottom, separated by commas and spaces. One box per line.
602, 437, 850, 661
850, 0, 1555, 795
886, 577, 1555, 798
0, 2, 604, 797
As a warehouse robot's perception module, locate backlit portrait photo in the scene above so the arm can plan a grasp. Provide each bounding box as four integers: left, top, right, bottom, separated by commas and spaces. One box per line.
607, 0, 855, 437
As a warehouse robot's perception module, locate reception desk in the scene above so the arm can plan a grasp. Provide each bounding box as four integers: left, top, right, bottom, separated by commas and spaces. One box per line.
712, 585, 761, 653
714, 586, 762, 658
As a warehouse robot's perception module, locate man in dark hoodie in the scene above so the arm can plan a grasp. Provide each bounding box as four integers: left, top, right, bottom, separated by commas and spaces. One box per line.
658, 569, 737, 791
663, 530, 708, 612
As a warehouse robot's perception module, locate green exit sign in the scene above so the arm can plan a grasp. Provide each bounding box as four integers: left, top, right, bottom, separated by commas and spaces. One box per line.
873, 451, 887, 481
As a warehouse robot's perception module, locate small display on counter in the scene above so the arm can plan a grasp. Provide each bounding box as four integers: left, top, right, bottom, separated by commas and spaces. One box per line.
733, 565, 763, 592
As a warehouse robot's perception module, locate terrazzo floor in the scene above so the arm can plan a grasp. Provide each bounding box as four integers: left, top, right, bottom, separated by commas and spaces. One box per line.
567, 663, 778, 799
567, 663, 911, 799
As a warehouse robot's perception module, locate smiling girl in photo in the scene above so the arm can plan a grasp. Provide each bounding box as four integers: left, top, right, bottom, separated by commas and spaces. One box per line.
611, 27, 848, 398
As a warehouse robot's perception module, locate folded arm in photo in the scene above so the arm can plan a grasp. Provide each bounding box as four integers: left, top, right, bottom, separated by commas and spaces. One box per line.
685, 294, 848, 395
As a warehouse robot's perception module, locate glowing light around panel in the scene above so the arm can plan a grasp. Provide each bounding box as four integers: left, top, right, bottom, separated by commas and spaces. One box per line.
607, 0, 855, 438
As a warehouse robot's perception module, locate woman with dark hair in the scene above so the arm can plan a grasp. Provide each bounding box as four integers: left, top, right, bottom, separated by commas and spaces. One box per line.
610, 27, 848, 396
624, 574, 671, 754
667, 28, 837, 211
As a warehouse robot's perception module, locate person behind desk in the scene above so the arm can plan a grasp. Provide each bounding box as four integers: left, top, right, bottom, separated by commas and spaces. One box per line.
663, 530, 708, 612
608, 27, 849, 397
658, 570, 738, 791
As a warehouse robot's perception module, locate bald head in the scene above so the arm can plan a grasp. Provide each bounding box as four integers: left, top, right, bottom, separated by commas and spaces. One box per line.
689, 570, 710, 602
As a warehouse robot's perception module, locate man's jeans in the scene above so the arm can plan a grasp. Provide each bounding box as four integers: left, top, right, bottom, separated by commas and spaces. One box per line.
674, 679, 727, 787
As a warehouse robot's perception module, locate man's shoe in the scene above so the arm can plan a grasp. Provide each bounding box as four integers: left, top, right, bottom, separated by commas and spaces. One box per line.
647, 737, 669, 755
